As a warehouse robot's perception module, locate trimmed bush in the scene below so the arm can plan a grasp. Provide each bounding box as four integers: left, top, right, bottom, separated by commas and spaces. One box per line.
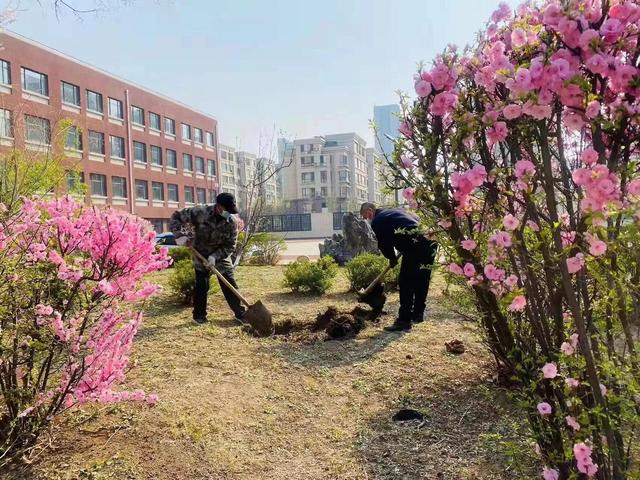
282, 256, 338, 295
168, 259, 196, 304
345, 252, 399, 292
168, 246, 191, 265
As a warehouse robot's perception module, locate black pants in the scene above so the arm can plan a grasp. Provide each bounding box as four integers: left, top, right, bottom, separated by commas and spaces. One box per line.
398, 239, 437, 324
193, 268, 245, 320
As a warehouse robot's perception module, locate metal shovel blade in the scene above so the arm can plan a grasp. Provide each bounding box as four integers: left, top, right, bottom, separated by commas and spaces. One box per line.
357, 282, 387, 311
243, 300, 273, 337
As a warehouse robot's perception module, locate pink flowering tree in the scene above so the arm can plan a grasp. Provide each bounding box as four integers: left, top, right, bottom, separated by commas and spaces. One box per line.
390, 1, 640, 478
0, 196, 169, 465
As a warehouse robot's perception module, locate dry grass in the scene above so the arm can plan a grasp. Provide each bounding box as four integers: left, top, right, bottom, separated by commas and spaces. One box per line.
9, 266, 537, 480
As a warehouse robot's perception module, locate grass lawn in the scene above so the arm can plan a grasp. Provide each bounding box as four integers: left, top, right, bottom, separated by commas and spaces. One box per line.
21, 266, 536, 480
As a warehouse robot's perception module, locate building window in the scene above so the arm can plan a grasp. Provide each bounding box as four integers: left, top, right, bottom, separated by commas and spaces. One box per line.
25, 115, 51, 144
195, 156, 205, 174
108, 98, 123, 119
112, 176, 127, 198
321, 187, 328, 196
61, 81, 80, 106
183, 153, 193, 172
168, 183, 179, 202
339, 186, 349, 197
0, 59, 10, 85
320, 171, 327, 183
196, 188, 206, 204
133, 141, 147, 163
110, 135, 125, 159
301, 172, 314, 183
65, 125, 82, 150
66, 170, 84, 191
149, 219, 164, 233
86, 90, 103, 113
135, 179, 148, 200
164, 117, 175, 135
150, 145, 162, 166
194, 127, 203, 144
208, 189, 217, 202
21, 67, 48, 96
152, 181, 164, 201
181, 123, 191, 141
207, 159, 216, 176
166, 149, 177, 168
131, 106, 144, 125
341, 155, 348, 166
339, 170, 350, 182
90, 173, 107, 197
299, 145, 305, 153
206, 131, 215, 147
0, 109, 12, 138
149, 112, 161, 131
184, 186, 194, 204
88, 131, 105, 155
221, 150, 227, 160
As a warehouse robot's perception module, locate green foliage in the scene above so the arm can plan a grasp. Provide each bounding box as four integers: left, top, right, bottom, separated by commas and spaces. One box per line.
344, 252, 400, 291
168, 246, 192, 265
282, 256, 338, 295
168, 259, 196, 305
245, 232, 286, 266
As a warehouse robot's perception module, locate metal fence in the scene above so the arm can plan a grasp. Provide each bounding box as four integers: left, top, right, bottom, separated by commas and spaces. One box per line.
257, 214, 312, 232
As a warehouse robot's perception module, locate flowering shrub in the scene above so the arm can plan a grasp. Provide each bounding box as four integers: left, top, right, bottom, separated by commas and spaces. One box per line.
0, 196, 169, 464
389, 1, 640, 478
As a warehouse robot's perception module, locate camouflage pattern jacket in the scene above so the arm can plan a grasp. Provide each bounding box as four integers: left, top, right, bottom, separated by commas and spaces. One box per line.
169, 206, 238, 273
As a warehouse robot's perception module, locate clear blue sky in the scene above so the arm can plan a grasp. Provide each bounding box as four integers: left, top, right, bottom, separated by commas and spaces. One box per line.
9, 0, 516, 153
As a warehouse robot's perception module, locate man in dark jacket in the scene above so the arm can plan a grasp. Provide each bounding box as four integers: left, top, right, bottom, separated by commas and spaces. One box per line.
169, 192, 245, 324
360, 202, 437, 331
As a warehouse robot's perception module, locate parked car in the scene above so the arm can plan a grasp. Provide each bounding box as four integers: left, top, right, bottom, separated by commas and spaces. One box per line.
155, 232, 178, 248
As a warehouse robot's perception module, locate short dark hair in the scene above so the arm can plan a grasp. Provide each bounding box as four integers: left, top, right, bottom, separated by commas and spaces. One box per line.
360, 202, 376, 214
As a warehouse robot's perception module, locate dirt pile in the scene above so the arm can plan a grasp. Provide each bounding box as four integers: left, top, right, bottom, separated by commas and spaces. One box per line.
313, 305, 383, 340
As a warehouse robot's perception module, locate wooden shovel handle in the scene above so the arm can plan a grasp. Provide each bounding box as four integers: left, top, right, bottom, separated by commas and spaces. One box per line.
190, 248, 251, 307
360, 255, 401, 297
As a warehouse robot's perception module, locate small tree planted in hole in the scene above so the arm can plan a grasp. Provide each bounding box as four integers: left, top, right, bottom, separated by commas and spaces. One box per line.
344, 252, 400, 291
282, 257, 338, 295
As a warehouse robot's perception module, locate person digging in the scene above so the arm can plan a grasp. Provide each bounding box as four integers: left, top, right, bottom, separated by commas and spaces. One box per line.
360, 202, 437, 332
169, 192, 245, 325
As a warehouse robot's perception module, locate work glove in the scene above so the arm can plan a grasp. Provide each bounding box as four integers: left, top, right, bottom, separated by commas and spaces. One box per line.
207, 254, 216, 267
175, 236, 192, 247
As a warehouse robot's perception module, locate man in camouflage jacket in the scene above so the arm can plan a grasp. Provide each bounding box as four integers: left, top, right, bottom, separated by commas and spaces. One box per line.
169, 192, 245, 324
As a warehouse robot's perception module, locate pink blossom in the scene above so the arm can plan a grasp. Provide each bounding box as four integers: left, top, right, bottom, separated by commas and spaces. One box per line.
560, 342, 574, 355
600, 18, 624, 43
588, 238, 607, 257
527, 221, 540, 232
415, 79, 432, 98
491, 2, 511, 23
542, 362, 558, 379
430, 92, 458, 116
581, 148, 599, 165
463, 263, 476, 277
484, 264, 505, 281
146, 393, 159, 406
566, 377, 579, 388
542, 467, 559, 480
515, 160, 536, 179
627, 179, 640, 196
566, 254, 585, 274
399, 121, 413, 138
503, 214, 519, 231
438, 219, 452, 229
585, 100, 600, 119
566, 416, 581, 431
503, 104, 522, 120
35, 304, 54, 316
537, 402, 552, 415
491, 231, 512, 248
511, 28, 527, 48
504, 274, 518, 289
487, 121, 508, 144
401, 155, 415, 170
579, 29, 600, 52
449, 263, 464, 276
508, 295, 527, 312
570, 333, 579, 348
461, 239, 477, 251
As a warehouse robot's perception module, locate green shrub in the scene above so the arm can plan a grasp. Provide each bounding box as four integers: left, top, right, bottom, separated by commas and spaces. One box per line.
245, 232, 286, 266
168, 259, 196, 304
282, 256, 338, 295
345, 252, 400, 292
168, 246, 192, 265
168, 258, 220, 305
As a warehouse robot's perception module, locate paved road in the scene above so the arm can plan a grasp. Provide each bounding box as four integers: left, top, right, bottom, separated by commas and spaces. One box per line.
279, 239, 322, 263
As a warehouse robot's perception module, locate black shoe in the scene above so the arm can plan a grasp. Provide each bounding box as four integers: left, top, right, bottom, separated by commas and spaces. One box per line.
193, 317, 208, 325
384, 321, 412, 332
413, 314, 425, 324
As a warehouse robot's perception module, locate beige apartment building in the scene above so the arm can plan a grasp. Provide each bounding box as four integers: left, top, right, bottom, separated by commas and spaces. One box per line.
366, 147, 391, 205
218, 143, 238, 199
279, 133, 382, 213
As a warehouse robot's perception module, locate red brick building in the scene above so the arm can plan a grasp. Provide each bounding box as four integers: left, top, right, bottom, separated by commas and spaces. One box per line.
0, 30, 220, 232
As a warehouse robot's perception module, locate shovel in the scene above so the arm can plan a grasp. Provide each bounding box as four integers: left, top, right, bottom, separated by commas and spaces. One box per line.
191, 248, 274, 336
357, 256, 400, 312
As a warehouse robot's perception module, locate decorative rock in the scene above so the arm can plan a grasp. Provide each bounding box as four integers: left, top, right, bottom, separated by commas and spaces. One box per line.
318, 212, 379, 265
